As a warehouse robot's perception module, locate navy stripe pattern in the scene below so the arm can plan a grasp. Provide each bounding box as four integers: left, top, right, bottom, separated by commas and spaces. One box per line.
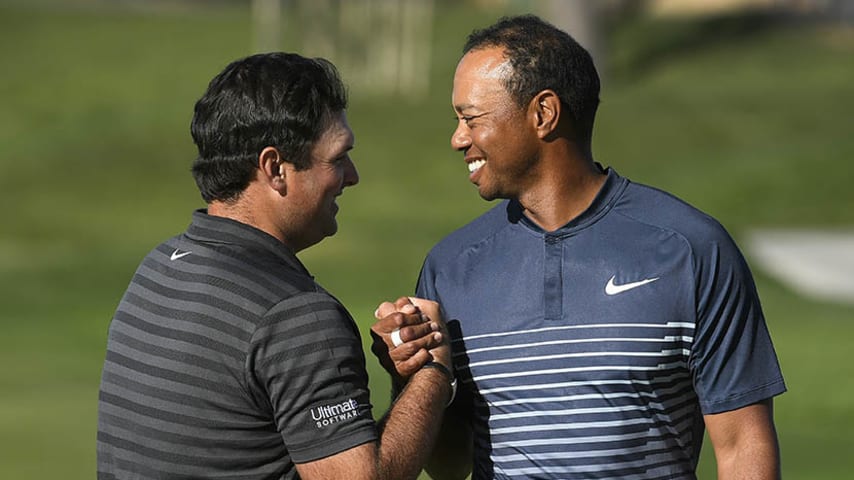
97, 211, 376, 479
456, 322, 700, 479
417, 169, 785, 479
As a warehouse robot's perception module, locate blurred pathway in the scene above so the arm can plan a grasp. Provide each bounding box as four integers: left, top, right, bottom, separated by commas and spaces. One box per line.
747, 229, 854, 305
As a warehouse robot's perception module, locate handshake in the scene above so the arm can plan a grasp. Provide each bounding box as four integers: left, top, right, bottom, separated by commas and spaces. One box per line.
369, 297, 455, 400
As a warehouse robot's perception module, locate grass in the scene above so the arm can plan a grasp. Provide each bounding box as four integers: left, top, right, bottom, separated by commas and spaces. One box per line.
1, 3, 853, 479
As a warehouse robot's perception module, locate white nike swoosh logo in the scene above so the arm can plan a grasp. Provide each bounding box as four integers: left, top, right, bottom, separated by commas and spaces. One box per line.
170, 249, 192, 261
605, 275, 660, 295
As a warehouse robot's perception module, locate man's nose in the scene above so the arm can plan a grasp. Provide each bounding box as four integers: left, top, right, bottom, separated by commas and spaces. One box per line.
451, 124, 471, 151
343, 158, 359, 187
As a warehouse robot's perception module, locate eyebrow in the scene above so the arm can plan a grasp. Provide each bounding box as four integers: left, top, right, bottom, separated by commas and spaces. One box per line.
455, 103, 486, 115
455, 105, 494, 119
336, 144, 354, 157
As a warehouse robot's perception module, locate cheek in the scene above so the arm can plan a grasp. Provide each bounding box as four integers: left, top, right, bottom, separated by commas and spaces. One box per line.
322, 171, 344, 197
471, 129, 495, 153
477, 129, 515, 160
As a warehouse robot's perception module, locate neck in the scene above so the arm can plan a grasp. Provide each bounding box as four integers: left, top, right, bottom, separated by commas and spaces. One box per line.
518, 157, 606, 232
207, 195, 298, 251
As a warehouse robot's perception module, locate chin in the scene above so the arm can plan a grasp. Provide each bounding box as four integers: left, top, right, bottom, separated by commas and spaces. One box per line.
476, 186, 501, 202
325, 221, 339, 237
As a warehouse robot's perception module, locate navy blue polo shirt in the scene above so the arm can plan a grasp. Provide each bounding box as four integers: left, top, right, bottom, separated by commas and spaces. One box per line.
416, 168, 785, 479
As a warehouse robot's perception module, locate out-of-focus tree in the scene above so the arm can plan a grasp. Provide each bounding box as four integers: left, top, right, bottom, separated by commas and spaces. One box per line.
539, 0, 606, 73
534, 0, 643, 83
291, 0, 434, 98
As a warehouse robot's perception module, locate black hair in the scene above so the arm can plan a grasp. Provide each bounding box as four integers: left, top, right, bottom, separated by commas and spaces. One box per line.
190, 52, 348, 203
464, 14, 600, 144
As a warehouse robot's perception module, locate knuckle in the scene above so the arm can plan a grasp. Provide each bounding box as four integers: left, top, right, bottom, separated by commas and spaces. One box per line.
400, 343, 417, 357
386, 312, 405, 327
393, 298, 409, 308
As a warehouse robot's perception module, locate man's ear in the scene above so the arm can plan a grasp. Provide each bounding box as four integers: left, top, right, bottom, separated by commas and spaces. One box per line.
258, 146, 287, 194
531, 90, 561, 139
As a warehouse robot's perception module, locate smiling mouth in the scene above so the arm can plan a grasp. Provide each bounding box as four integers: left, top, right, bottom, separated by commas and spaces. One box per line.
467, 159, 486, 173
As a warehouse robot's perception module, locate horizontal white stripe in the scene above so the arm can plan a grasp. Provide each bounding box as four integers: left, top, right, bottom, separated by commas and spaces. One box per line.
492, 429, 652, 448
479, 371, 690, 394
491, 438, 679, 462
471, 361, 687, 383
486, 384, 688, 408
467, 349, 691, 369
455, 322, 695, 344
490, 417, 652, 435
490, 402, 659, 420
455, 336, 693, 358
501, 463, 679, 478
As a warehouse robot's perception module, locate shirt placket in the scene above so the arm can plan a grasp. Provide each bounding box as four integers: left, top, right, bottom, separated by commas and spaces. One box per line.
543, 234, 564, 321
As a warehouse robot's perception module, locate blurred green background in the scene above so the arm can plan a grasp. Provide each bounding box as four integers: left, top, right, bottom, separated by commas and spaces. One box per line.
1, 0, 853, 478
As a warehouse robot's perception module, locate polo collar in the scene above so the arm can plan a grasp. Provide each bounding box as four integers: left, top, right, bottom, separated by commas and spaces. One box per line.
510, 167, 628, 237
185, 209, 311, 276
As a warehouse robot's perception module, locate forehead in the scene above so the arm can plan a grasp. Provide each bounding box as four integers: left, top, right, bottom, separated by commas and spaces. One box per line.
453, 47, 514, 109
457, 47, 512, 79
310, 111, 353, 158
323, 111, 353, 141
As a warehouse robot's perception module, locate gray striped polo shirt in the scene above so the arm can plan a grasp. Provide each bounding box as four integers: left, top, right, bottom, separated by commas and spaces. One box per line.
97, 210, 376, 479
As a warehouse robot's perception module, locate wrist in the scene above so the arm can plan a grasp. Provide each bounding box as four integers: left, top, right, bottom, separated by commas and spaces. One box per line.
422, 361, 457, 407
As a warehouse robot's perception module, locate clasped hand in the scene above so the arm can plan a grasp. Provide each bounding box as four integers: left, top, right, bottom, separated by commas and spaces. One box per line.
370, 297, 452, 388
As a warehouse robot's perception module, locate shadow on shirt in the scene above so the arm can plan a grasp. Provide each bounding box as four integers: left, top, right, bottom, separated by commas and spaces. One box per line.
447, 319, 494, 479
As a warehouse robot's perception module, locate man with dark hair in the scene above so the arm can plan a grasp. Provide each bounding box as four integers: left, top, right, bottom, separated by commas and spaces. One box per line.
375, 15, 785, 479
97, 52, 454, 480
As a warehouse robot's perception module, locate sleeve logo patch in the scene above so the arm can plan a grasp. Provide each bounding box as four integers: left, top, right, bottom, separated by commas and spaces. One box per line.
310, 398, 361, 429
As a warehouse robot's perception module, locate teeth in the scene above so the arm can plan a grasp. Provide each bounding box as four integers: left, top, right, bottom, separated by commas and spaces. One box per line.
468, 159, 486, 173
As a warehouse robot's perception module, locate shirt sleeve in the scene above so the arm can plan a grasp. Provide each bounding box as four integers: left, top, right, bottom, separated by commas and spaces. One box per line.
689, 228, 787, 414
247, 291, 377, 463
415, 258, 437, 300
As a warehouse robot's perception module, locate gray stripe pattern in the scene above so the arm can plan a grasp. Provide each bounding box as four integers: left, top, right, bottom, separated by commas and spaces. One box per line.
97, 211, 376, 479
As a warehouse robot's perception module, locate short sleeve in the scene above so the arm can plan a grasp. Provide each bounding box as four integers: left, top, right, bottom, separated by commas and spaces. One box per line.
690, 230, 787, 414
247, 292, 377, 463
415, 258, 438, 300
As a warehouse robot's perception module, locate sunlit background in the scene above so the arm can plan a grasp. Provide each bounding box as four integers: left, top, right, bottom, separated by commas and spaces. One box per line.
1, 0, 853, 478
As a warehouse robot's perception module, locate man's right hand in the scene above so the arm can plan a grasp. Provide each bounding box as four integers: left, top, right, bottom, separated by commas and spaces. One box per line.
370, 297, 451, 386
299, 297, 455, 480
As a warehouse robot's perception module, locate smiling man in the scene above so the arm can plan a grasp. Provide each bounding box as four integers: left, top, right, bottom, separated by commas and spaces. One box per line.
96, 52, 453, 480
374, 14, 786, 480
